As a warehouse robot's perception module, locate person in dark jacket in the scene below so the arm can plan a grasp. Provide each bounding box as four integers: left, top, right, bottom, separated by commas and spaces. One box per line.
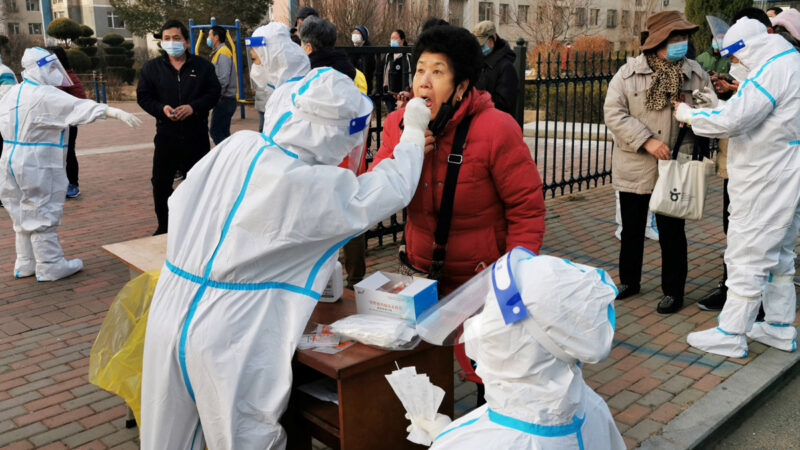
471, 21, 518, 115
382, 29, 412, 113
48, 46, 85, 199
350, 25, 377, 94
137, 19, 221, 235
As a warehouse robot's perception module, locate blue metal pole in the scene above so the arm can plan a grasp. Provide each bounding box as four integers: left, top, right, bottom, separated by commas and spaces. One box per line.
189, 19, 196, 55
101, 75, 107, 104
93, 71, 100, 102
235, 19, 245, 119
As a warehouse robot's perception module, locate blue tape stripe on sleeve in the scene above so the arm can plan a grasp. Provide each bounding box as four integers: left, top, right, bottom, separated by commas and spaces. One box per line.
488, 409, 585, 437
596, 268, 619, 296
768, 322, 791, 328
716, 326, 738, 336
434, 416, 483, 441
751, 80, 776, 107
304, 233, 359, 290
4, 140, 66, 148
790, 141, 800, 145
8, 84, 24, 181
607, 304, 616, 331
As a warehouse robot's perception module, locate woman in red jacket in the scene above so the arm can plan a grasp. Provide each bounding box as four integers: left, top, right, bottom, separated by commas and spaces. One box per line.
373, 25, 546, 295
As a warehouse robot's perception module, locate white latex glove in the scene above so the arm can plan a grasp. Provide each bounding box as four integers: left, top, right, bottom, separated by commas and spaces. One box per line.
106, 106, 142, 128
399, 97, 430, 149
674, 102, 694, 125
692, 86, 719, 108
405, 412, 452, 445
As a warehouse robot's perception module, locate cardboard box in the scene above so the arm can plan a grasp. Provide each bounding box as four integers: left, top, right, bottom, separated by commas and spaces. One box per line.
353, 271, 438, 323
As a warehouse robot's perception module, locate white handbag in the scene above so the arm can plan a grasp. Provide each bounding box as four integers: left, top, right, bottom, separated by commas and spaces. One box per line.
649, 127, 715, 220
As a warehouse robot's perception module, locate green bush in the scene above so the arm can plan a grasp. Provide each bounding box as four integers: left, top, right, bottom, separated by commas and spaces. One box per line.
104, 55, 128, 67
106, 67, 135, 84
125, 50, 134, 59
525, 82, 610, 124
79, 46, 98, 57
90, 56, 101, 69
121, 41, 134, 50
0, 35, 8, 47
66, 48, 91, 72
103, 46, 126, 55
47, 18, 82, 44
80, 25, 94, 37
77, 37, 97, 46
102, 33, 125, 46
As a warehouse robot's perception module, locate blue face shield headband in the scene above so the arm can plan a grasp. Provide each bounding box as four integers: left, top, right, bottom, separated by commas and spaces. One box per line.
491, 249, 529, 325
245, 36, 267, 48
720, 39, 745, 58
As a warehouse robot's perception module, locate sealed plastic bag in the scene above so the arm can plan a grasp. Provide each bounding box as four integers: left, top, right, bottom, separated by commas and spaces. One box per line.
88, 270, 160, 426
330, 314, 420, 350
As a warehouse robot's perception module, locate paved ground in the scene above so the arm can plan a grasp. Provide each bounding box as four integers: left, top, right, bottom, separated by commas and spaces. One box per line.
0, 102, 797, 449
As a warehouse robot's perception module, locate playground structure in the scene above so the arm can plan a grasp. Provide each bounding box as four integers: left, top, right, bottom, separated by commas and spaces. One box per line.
188, 17, 249, 119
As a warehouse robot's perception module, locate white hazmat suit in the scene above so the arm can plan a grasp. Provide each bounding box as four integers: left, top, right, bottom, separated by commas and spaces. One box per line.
0, 47, 139, 281
139, 55, 429, 448
676, 19, 800, 357
415, 249, 624, 449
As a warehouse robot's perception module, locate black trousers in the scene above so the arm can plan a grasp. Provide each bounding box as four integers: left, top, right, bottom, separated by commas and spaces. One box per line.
619, 191, 687, 298
66, 126, 79, 186
151, 130, 210, 233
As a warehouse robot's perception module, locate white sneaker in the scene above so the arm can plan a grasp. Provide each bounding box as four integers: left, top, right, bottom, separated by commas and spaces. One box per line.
747, 322, 797, 352
687, 327, 748, 358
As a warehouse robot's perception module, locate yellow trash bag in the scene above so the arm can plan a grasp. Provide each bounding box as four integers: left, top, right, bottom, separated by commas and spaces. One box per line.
89, 270, 160, 426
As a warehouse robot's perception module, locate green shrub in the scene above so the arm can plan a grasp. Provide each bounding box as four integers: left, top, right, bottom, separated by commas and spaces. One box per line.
79, 46, 98, 57
102, 33, 125, 46
106, 67, 135, 84
104, 55, 128, 67
525, 82, 610, 124
103, 46, 126, 55
80, 25, 94, 37
66, 48, 91, 72
121, 41, 134, 50
47, 18, 82, 44
90, 56, 101, 69
0, 35, 8, 47
77, 37, 97, 46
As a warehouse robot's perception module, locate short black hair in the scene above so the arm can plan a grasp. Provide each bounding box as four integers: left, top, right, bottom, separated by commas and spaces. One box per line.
393, 29, 407, 45
422, 18, 449, 32
161, 19, 189, 40
46, 46, 71, 70
412, 25, 481, 89
210, 26, 226, 42
296, 6, 319, 26
732, 8, 772, 30
767, 7, 783, 15
299, 16, 337, 51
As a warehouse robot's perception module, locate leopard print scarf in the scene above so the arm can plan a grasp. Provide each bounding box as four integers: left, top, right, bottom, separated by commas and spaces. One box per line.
645, 54, 684, 111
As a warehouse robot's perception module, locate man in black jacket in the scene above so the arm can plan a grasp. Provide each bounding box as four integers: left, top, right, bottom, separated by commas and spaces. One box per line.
472, 21, 519, 115
137, 19, 221, 235
299, 16, 357, 80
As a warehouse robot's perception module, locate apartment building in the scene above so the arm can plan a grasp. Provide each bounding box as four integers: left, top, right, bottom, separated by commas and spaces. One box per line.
1, 0, 46, 38
51, 0, 131, 38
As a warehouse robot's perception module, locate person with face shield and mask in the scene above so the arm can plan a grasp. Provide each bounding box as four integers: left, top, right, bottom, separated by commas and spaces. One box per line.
407, 248, 624, 448
0, 47, 140, 281
139, 27, 430, 447
372, 25, 546, 296
674, 18, 800, 358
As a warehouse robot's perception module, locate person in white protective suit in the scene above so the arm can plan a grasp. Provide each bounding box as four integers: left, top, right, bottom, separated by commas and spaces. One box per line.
0, 47, 140, 281
412, 248, 625, 449
674, 18, 800, 358
0, 56, 17, 94
139, 52, 430, 450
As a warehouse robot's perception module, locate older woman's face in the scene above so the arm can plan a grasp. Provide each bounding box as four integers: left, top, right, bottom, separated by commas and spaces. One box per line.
413, 52, 456, 119
657, 34, 689, 60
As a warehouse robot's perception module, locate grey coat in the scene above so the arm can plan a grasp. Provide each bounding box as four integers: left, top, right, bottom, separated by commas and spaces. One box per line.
604, 54, 711, 194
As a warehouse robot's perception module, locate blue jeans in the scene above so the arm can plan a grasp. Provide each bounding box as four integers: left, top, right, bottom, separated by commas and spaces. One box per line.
209, 97, 237, 144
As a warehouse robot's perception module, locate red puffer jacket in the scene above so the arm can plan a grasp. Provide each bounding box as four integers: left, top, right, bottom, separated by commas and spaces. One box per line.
372, 88, 546, 294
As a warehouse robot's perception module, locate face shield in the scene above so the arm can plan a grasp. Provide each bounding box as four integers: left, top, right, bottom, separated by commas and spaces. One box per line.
416, 248, 618, 365
29, 51, 73, 87
245, 36, 269, 91
343, 98, 371, 173
706, 16, 730, 52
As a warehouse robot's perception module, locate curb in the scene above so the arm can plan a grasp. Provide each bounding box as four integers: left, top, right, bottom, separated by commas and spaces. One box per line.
640, 340, 800, 449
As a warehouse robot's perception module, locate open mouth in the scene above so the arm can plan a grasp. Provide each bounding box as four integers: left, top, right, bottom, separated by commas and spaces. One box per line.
420, 97, 433, 108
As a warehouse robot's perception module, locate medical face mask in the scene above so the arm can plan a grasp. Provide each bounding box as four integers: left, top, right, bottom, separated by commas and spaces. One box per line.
161, 40, 186, 57
352, 34, 363, 45
428, 88, 461, 136
711, 40, 719, 51
729, 61, 749, 82
665, 41, 688, 61
250, 63, 267, 90
206, 37, 214, 48
390, 40, 400, 47
482, 43, 491, 56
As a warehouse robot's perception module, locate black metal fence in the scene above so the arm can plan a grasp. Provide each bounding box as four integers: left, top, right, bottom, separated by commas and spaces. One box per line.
339, 43, 629, 245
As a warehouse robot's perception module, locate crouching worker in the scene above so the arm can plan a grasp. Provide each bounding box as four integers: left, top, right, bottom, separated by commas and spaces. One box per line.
139, 67, 430, 448
412, 248, 625, 449
0, 47, 141, 281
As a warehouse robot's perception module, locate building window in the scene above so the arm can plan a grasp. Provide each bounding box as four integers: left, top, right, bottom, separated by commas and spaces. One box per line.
636, 0, 642, 5
634, 11, 644, 34
107, 10, 124, 29
25, 0, 38, 11
54, 11, 65, 18
575, 8, 587, 27
8, 23, 20, 35
590, 8, 599, 26
621, 10, 630, 29
478, 2, 492, 22
28, 23, 41, 34
538, 6, 545, 24
555, 6, 567, 23
8, 0, 18, 12
517, 5, 529, 23
606, 9, 618, 28
499, 4, 509, 24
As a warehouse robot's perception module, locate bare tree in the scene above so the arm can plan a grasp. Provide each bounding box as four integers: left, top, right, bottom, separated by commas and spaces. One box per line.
505, 0, 600, 47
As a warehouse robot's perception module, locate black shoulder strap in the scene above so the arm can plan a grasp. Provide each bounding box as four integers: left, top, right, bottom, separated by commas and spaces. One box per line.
429, 115, 473, 277
671, 124, 689, 160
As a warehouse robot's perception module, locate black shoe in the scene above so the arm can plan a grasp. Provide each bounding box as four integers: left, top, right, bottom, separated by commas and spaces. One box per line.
616, 284, 640, 300
657, 296, 683, 314
698, 282, 727, 311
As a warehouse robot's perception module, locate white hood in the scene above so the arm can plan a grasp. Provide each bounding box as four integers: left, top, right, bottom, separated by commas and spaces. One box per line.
723, 18, 793, 70
250, 23, 310, 89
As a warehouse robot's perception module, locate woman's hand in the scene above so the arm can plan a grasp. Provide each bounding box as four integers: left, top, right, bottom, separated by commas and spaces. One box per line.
643, 138, 671, 160
424, 129, 435, 155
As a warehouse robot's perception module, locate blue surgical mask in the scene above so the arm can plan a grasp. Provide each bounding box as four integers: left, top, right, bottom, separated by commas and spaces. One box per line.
482, 43, 491, 56
390, 40, 400, 47
666, 41, 688, 61
711, 40, 719, 51
161, 40, 186, 57
206, 37, 214, 48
